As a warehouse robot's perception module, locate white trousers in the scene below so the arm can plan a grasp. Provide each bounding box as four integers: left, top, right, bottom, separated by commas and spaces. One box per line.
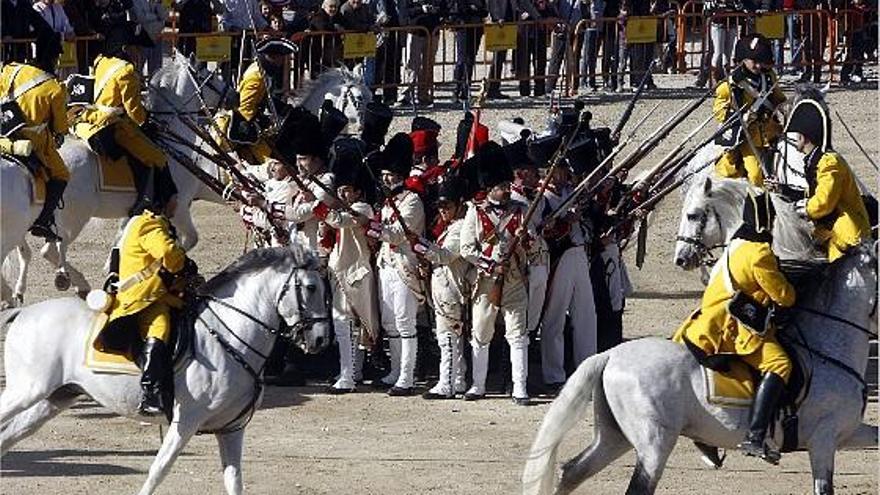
527, 264, 548, 334
541, 247, 597, 384
379, 266, 419, 388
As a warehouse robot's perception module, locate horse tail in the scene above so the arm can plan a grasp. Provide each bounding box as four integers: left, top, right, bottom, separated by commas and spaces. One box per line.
522, 351, 611, 495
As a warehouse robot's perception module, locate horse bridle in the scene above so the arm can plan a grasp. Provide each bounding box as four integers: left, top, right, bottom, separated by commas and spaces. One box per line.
676, 205, 727, 266
194, 263, 330, 435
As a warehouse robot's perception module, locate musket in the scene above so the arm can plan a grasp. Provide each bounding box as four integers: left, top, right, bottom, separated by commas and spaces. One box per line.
834, 108, 879, 172
539, 103, 657, 225
611, 56, 658, 143
487, 108, 591, 307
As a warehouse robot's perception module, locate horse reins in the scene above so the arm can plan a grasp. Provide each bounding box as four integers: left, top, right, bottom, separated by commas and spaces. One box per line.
195, 264, 331, 434
676, 205, 727, 267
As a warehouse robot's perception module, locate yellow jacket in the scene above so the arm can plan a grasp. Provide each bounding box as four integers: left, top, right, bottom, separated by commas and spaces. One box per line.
713, 70, 785, 148
108, 210, 186, 322
806, 151, 871, 261
84, 55, 147, 131
0, 63, 68, 139
237, 61, 266, 122
673, 239, 795, 356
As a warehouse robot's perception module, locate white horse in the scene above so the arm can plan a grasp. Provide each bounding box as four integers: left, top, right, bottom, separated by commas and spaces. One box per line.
673, 176, 821, 272
1, 245, 331, 495
294, 67, 372, 132
522, 242, 878, 495
0, 55, 231, 305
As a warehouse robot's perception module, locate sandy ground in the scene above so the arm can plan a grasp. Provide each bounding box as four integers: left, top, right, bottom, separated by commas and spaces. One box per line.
1, 75, 878, 494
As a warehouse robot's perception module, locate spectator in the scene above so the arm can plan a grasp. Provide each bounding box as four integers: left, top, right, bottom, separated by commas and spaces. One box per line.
307, 0, 344, 78
34, 0, 76, 39
63, 0, 103, 72
579, 0, 604, 92
486, 0, 540, 99
175, 0, 218, 61
601, 0, 621, 91
782, 0, 800, 75
515, 0, 550, 97
449, 0, 486, 101
340, 0, 379, 86
614, 0, 627, 91
397, 0, 442, 107
2, 0, 53, 63
652, 0, 676, 73
545, 0, 580, 95
704, 0, 741, 82
625, 0, 655, 89
130, 0, 168, 75
218, 0, 268, 81
374, 0, 405, 104
840, 0, 875, 85
797, 0, 829, 83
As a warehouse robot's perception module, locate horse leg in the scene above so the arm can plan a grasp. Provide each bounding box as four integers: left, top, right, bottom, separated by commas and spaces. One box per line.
12, 243, 31, 305
557, 387, 631, 495
0, 387, 80, 455
808, 431, 837, 495
137, 417, 200, 495
216, 429, 245, 495
623, 424, 677, 495
839, 422, 878, 449
173, 204, 199, 251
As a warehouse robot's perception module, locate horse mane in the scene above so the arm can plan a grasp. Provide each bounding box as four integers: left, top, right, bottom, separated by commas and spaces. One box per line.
200, 245, 318, 294
145, 56, 192, 113
293, 67, 363, 111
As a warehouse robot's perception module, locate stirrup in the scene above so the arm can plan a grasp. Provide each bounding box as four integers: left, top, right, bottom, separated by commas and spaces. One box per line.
138, 390, 165, 417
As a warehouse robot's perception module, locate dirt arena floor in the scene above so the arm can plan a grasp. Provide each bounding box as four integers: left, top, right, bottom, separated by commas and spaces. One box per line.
2, 75, 878, 494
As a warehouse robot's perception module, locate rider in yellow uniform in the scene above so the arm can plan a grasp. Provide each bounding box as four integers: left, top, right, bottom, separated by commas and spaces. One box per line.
80, 27, 172, 216
673, 190, 796, 464
786, 98, 871, 262
0, 31, 69, 241
105, 192, 191, 416
220, 38, 296, 165
713, 34, 786, 187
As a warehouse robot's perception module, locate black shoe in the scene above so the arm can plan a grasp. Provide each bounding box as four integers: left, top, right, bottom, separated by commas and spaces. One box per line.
512, 396, 530, 406
29, 222, 62, 242
138, 337, 170, 417
738, 372, 785, 465
543, 382, 565, 396
422, 390, 455, 400
372, 379, 394, 390
327, 386, 355, 395
387, 386, 414, 396
463, 391, 484, 401
486, 91, 509, 100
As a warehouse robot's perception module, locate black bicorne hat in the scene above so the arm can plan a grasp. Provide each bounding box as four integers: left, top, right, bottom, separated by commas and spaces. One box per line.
502, 136, 534, 171
785, 98, 831, 152
565, 134, 600, 177
256, 37, 298, 56
743, 188, 776, 234
735, 33, 773, 65
436, 176, 467, 204
527, 133, 562, 167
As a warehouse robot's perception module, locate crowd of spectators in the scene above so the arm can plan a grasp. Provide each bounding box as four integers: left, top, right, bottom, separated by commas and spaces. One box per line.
1, 0, 876, 100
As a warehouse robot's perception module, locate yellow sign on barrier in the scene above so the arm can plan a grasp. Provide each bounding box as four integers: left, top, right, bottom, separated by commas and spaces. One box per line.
484, 24, 517, 52
343, 32, 377, 59
756, 13, 784, 39
59, 41, 77, 68
196, 36, 232, 62
626, 17, 658, 44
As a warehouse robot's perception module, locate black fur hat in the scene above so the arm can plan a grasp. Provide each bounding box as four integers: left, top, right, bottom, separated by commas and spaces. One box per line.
502, 137, 534, 170
379, 133, 414, 176
437, 176, 467, 204
361, 101, 393, 148
320, 100, 348, 145
476, 141, 513, 190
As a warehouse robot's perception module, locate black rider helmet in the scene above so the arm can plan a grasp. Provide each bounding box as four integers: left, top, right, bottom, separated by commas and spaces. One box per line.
742, 188, 776, 235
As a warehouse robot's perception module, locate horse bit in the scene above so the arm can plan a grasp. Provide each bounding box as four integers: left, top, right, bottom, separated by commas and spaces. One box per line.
676, 205, 726, 266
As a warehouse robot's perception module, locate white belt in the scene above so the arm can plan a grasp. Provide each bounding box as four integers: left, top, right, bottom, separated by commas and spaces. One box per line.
94, 104, 124, 116
20, 123, 48, 133
114, 259, 163, 293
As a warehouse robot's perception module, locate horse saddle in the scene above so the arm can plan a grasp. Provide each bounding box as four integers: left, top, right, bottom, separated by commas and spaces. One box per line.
88, 305, 196, 375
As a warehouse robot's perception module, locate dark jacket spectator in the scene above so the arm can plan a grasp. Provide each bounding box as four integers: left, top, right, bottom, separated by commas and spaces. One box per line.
2, 0, 53, 62
175, 0, 217, 59
340, 0, 377, 31
488, 0, 539, 22
307, 0, 344, 76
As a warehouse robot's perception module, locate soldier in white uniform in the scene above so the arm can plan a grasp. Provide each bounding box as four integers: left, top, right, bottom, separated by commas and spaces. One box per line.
318, 138, 380, 393
367, 133, 427, 396
420, 177, 474, 399
506, 137, 549, 337
459, 142, 536, 406
540, 145, 598, 390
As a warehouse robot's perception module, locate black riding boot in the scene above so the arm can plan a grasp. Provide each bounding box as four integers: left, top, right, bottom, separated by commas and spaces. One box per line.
29, 179, 66, 242
739, 372, 786, 464
138, 337, 170, 417
128, 160, 155, 217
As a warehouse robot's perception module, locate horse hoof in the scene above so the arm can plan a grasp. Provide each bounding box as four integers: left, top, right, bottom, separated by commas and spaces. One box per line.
76, 290, 89, 300
54, 272, 71, 291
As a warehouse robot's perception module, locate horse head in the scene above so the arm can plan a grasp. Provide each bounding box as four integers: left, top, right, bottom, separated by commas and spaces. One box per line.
674, 176, 744, 270
273, 244, 332, 354
297, 68, 371, 132
147, 51, 232, 116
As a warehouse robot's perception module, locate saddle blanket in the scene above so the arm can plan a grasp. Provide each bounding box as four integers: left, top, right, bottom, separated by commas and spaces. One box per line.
702, 360, 756, 408
98, 154, 135, 193
84, 312, 140, 375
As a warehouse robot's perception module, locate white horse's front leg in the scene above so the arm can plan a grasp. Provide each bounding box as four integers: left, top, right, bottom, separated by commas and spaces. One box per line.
216, 429, 245, 495
137, 417, 200, 495
13, 243, 31, 305
173, 203, 199, 251
808, 432, 837, 495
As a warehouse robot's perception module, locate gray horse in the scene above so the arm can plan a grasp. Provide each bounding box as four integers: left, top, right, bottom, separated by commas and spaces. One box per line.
1, 245, 331, 495
523, 241, 877, 495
